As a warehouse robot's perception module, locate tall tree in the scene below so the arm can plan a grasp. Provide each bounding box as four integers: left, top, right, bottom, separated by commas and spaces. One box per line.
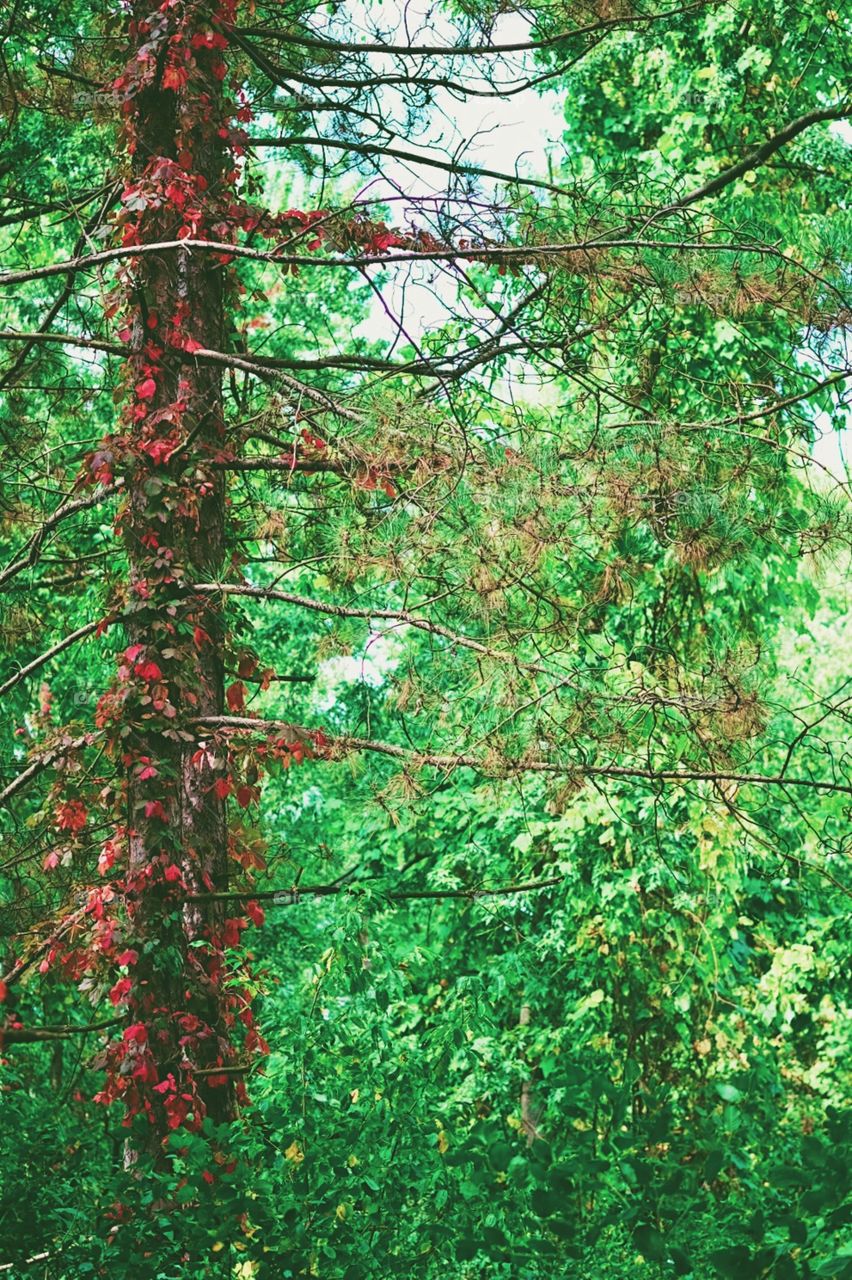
0, 0, 850, 1272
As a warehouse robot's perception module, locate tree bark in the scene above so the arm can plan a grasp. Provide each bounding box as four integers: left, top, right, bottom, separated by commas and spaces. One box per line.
120, 1, 235, 1150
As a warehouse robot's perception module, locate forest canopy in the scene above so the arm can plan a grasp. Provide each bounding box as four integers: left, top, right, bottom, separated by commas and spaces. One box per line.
0, 0, 850, 1276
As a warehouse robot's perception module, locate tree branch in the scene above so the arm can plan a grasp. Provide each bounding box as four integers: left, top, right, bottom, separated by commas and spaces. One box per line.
0, 234, 809, 291
188, 875, 564, 904
235, 5, 713, 56
191, 580, 575, 682
193, 716, 852, 797
0, 620, 103, 700
0, 486, 117, 593
249, 135, 577, 199
0, 733, 93, 808
668, 103, 852, 210
0, 1016, 123, 1045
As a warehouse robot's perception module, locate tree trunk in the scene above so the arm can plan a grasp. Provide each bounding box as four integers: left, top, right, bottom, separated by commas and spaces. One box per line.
119, 1, 236, 1151
519, 1000, 541, 1145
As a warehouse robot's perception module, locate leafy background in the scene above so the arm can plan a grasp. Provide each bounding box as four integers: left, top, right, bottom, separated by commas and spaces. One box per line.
1, 0, 851, 1276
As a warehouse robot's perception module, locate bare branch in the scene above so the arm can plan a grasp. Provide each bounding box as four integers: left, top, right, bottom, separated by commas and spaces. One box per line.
667, 103, 852, 210
0, 620, 103, 700
189, 875, 565, 904
0, 234, 812, 291
0, 1017, 123, 1046
0, 733, 92, 809
235, 4, 714, 56
0, 487, 117, 593
191, 581, 575, 682
249, 135, 577, 199
193, 716, 852, 798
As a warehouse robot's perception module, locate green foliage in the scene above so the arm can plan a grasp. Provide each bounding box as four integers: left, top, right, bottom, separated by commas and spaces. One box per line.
1, 0, 851, 1275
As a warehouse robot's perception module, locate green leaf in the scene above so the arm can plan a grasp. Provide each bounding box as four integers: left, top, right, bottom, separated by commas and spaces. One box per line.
715, 1082, 743, 1103
530, 1188, 562, 1218
709, 1245, 753, 1277
670, 1245, 694, 1276
632, 1223, 666, 1262
769, 1165, 808, 1189
813, 1256, 852, 1279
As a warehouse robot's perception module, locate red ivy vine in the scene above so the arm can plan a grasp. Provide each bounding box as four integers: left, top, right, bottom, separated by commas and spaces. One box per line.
2, 0, 430, 1153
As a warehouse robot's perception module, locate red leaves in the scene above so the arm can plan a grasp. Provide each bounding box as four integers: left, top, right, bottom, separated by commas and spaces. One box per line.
229, 832, 267, 873
366, 227, 405, 255
246, 900, 265, 928
140, 437, 178, 465
74, 16, 278, 1137
358, 467, 397, 498
0, 980, 7, 1003
191, 745, 216, 772
190, 30, 229, 50
301, 429, 326, 450
236, 653, 257, 679
222, 917, 245, 948
165, 1093, 193, 1130
95, 917, 118, 956
39, 683, 53, 719
56, 799, 87, 833
244, 1025, 270, 1056
98, 834, 122, 875
136, 376, 157, 401
165, 180, 188, 211
135, 659, 163, 683
162, 64, 190, 92
283, 207, 325, 227
109, 977, 132, 1006
84, 446, 115, 487
43, 850, 61, 871
265, 734, 314, 769
235, 785, 256, 809
226, 681, 246, 713
152, 1074, 194, 1130
215, 774, 256, 807
84, 886, 114, 924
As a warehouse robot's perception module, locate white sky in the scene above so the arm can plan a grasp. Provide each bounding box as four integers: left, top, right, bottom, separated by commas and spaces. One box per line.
271, 4, 850, 483
281, 6, 849, 698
